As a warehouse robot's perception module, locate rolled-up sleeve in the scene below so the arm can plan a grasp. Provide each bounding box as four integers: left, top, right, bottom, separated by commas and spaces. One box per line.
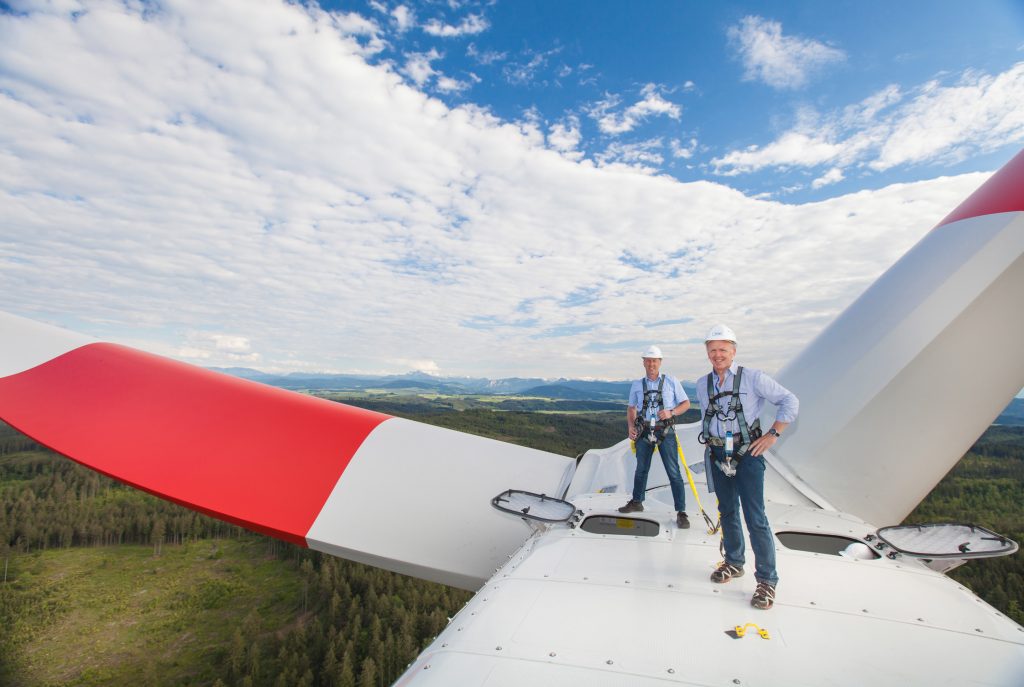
753, 370, 799, 423
669, 376, 686, 407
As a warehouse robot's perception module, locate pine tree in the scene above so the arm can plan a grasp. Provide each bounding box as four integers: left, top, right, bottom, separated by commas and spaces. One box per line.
358, 657, 377, 687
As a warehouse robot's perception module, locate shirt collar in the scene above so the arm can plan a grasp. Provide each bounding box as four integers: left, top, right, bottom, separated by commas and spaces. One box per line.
713, 363, 739, 387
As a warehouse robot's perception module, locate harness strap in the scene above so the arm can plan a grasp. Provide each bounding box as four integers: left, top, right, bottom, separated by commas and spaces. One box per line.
638, 375, 675, 439
701, 373, 716, 442
640, 375, 665, 418
701, 367, 759, 456
731, 367, 752, 456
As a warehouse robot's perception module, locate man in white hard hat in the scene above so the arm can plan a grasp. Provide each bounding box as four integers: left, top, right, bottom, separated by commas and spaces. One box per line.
696, 324, 798, 610
618, 345, 692, 528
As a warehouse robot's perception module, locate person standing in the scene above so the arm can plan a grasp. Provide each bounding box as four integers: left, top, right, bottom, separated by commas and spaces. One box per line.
697, 324, 798, 610
618, 345, 692, 528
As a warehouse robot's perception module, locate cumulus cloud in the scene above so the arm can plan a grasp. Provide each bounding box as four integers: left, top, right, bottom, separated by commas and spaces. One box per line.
176, 332, 259, 363
0, 0, 993, 380
422, 13, 488, 37
811, 167, 845, 189
670, 137, 698, 159
872, 66, 1024, 169
547, 116, 583, 160
391, 5, 415, 33
590, 84, 681, 135
404, 358, 441, 375
402, 48, 442, 86
436, 75, 471, 93
596, 138, 666, 171
728, 15, 845, 90
711, 63, 1024, 177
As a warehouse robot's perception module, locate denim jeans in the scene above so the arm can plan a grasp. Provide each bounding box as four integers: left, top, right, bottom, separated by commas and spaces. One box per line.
710, 446, 778, 585
632, 430, 687, 511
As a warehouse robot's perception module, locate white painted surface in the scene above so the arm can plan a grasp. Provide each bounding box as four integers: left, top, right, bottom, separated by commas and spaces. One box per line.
772, 211, 1024, 525
398, 494, 1024, 686
0, 310, 94, 378
306, 417, 575, 590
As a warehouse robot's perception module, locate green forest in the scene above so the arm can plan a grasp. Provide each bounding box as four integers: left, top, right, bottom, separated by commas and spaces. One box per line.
1, 402, 1022, 686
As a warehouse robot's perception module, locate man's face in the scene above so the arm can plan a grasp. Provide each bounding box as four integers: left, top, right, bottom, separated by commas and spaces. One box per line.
706, 340, 736, 372
642, 357, 662, 378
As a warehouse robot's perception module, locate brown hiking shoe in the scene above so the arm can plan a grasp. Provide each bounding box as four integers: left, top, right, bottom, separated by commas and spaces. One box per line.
676, 512, 690, 529
617, 499, 644, 513
751, 582, 776, 610
710, 562, 744, 583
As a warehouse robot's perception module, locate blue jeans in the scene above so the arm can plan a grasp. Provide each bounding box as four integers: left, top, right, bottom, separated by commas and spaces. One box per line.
632, 430, 686, 511
710, 446, 778, 585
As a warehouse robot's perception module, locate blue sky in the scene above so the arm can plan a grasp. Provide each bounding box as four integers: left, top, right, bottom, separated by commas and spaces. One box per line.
340, 0, 1024, 200
1, 0, 1023, 381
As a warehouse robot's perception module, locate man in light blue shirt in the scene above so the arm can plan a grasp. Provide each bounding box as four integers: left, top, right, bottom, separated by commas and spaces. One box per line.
618, 345, 692, 528
696, 324, 798, 610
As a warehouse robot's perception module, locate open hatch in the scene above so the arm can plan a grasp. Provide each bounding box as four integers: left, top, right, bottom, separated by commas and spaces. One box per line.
870, 523, 1019, 559
491, 489, 577, 523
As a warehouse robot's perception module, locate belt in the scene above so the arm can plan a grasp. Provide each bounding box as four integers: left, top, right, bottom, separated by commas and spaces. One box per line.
705, 428, 762, 448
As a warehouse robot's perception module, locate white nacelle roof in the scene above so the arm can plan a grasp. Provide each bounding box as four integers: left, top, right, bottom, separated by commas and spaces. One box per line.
398, 492, 1024, 686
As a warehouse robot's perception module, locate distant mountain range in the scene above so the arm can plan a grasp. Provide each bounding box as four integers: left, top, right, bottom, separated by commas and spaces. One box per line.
996, 398, 1024, 426
210, 366, 1023, 424
209, 367, 661, 401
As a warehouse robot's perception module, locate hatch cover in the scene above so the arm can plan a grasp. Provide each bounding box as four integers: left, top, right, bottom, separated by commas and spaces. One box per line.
873, 523, 1018, 559
491, 489, 577, 523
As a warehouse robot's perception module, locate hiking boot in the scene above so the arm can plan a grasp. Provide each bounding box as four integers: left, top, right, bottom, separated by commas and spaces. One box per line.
617, 499, 644, 513
710, 562, 744, 583
676, 512, 690, 529
751, 582, 776, 610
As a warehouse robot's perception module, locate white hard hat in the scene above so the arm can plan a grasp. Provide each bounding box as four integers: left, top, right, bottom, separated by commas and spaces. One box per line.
641, 345, 663, 359
704, 324, 737, 344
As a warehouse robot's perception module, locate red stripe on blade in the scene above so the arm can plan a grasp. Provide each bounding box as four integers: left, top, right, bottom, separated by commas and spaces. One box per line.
938, 149, 1024, 227
0, 343, 389, 545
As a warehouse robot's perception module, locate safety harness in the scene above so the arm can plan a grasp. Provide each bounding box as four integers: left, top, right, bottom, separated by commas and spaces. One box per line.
698, 366, 761, 458
634, 375, 675, 444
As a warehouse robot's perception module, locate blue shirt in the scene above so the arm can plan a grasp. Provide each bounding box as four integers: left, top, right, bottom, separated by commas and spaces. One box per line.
628, 374, 687, 424
695, 364, 799, 438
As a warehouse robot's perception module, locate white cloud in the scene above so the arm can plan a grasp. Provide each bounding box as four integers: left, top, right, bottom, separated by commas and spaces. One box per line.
403, 358, 441, 375
811, 167, 845, 189
0, 0, 994, 380
436, 75, 470, 93
502, 48, 561, 86
670, 137, 698, 159
423, 13, 488, 38
211, 334, 252, 353
728, 15, 845, 90
547, 116, 583, 160
596, 138, 666, 172
402, 48, 441, 86
176, 332, 259, 363
391, 5, 415, 33
872, 66, 1024, 169
711, 63, 1024, 177
712, 131, 850, 176
590, 84, 681, 135
466, 42, 506, 65
331, 10, 379, 36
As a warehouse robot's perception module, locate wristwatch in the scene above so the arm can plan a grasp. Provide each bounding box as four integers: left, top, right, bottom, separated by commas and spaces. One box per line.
767, 428, 781, 438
